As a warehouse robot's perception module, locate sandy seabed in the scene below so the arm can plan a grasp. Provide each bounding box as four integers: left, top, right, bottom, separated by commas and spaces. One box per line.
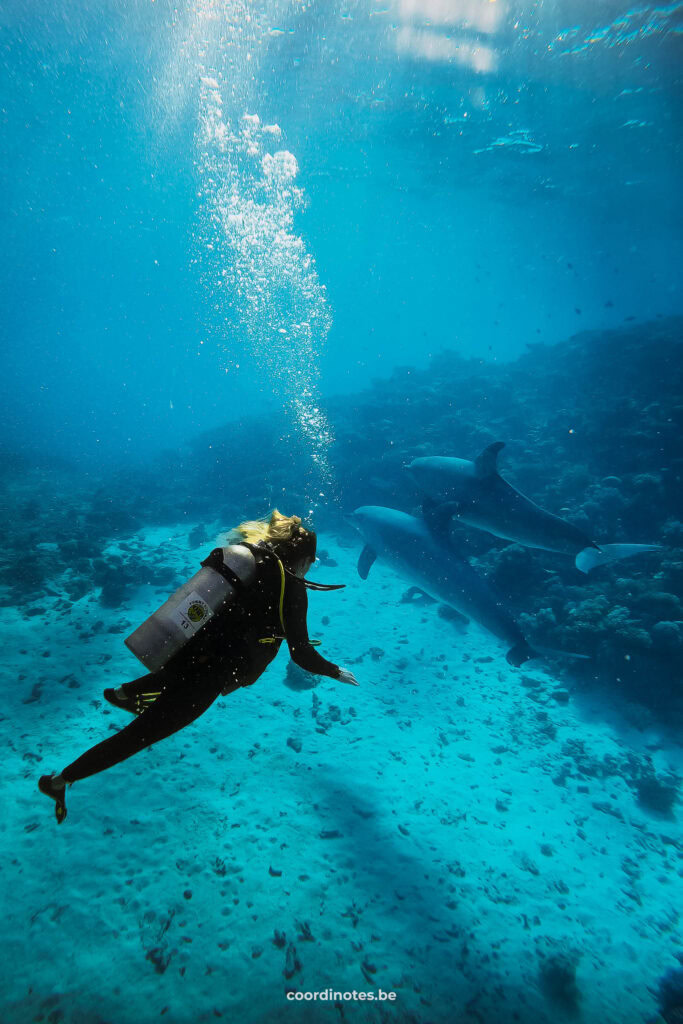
2, 527, 681, 1024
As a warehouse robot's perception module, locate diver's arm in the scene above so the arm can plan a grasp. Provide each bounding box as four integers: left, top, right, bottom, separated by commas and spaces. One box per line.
284, 582, 354, 682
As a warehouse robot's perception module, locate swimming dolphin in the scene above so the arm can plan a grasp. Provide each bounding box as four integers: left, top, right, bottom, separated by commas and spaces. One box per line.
406, 442, 660, 573
348, 505, 541, 667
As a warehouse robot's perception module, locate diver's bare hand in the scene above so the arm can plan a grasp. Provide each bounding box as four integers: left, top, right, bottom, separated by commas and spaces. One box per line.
338, 668, 359, 686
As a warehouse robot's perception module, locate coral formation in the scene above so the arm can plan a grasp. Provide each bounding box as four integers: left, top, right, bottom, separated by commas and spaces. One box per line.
2, 317, 682, 732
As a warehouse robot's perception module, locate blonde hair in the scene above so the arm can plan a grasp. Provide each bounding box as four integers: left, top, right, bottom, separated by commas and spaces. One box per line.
229, 509, 314, 555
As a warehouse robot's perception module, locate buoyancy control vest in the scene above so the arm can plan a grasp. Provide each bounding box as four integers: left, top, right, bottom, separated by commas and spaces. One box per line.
124, 541, 344, 672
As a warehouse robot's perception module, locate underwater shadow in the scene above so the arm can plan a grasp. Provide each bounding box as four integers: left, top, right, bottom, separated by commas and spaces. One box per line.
309, 771, 471, 943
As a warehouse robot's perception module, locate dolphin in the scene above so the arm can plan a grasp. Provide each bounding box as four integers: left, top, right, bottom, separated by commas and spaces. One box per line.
348, 505, 544, 667
406, 442, 660, 573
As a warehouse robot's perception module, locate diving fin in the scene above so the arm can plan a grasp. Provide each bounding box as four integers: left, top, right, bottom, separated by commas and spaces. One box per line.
104, 687, 138, 715
38, 775, 68, 825
575, 543, 661, 574
358, 545, 377, 580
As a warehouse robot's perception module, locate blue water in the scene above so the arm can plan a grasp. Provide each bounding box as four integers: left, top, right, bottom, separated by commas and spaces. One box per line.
1, 2, 682, 1022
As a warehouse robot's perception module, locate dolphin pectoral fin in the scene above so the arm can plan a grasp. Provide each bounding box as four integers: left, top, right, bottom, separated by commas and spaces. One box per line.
575, 543, 662, 574
422, 498, 462, 540
474, 441, 505, 478
357, 545, 377, 580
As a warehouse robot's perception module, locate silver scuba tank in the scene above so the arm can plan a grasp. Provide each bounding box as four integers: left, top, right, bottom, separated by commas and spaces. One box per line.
124, 544, 257, 672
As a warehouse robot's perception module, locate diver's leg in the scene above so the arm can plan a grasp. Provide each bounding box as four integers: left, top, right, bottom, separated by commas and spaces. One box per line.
61, 667, 223, 784
119, 674, 162, 700
39, 668, 222, 822
104, 673, 165, 714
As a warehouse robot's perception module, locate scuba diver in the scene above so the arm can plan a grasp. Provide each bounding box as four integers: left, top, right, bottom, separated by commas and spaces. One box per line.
38, 511, 358, 824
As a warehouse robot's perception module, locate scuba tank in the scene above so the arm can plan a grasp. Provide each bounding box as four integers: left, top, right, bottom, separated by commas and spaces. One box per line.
124, 545, 256, 672
125, 540, 346, 673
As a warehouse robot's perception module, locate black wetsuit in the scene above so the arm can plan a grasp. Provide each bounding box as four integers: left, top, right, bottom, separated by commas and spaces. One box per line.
61, 542, 341, 784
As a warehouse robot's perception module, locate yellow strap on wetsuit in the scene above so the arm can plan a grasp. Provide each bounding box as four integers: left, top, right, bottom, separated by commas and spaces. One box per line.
256, 555, 323, 646
258, 556, 287, 644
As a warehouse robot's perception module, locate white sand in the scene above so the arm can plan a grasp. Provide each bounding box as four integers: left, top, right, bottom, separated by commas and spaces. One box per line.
2, 527, 680, 1023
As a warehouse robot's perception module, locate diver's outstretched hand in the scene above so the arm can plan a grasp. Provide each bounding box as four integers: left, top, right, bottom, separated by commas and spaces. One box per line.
338, 668, 359, 686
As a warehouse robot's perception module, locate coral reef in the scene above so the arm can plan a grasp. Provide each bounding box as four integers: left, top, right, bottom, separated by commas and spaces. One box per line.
3, 317, 682, 727
284, 660, 319, 691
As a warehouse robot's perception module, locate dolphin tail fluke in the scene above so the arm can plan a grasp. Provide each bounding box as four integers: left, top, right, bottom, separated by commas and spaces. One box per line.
575, 543, 661, 574
506, 642, 535, 668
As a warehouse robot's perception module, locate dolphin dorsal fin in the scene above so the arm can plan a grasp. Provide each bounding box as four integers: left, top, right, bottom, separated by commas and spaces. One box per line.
357, 544, 377, 580
474, 441, 505, 478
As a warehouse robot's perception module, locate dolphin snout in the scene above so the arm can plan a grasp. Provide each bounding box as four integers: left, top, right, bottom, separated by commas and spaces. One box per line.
405, 458, 425, 485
